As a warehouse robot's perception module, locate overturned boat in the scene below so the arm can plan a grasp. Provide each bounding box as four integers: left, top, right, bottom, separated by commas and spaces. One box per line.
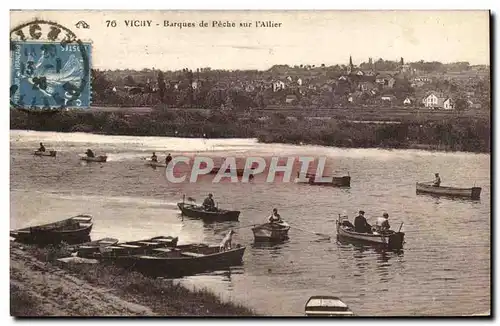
252, 221, 290, 242
416, 182, 481, 200
336, 215, 405, 250
305, 296, 354, 316
10, 215, 93, 245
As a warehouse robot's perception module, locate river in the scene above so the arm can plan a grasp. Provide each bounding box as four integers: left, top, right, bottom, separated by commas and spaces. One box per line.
10, 130, 491, 316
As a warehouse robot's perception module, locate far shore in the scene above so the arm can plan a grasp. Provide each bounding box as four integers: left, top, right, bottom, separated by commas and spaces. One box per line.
10, 109, 490, 154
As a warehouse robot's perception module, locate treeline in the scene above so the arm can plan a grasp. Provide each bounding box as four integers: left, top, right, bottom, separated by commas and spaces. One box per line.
256, 115, 490, 153
10, 110, 490, 153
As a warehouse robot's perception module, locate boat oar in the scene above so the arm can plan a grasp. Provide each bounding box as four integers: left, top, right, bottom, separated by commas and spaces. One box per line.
398, 222, 404, 233
288, 223, 331, 240
214, 224, 255, 234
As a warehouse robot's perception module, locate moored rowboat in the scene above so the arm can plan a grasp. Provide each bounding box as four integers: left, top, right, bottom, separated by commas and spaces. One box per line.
177, 202, 240, 222
145, 160, 167, 167
336, 215, 405, 250
305, 296, 354, 316
252, 221, 290, 242
10, 215, 93, 245
416, 182, 481, 200
34, 150, 57, 157
80, 155, 107, 162
68, 237, 119, 256
108, 243, 246, 277
79, 235, 179, 258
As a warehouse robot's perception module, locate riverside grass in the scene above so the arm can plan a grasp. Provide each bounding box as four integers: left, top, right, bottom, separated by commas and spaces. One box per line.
11, 243, 257, 316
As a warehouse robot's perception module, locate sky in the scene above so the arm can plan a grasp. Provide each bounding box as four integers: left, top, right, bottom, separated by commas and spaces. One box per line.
10, 10, 490, 71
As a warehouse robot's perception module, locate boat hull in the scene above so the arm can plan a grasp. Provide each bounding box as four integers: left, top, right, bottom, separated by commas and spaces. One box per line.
177, 203, 240, 222
83, 236, 179, 258
252, 223, 290, 242
10, 215, 93, 246
298, 174, 351, 187
416, 182, 481, 200
34, 150, 56, 157
336, 220, 404, 250
112, 244, 246, 277
145, 161, 167, 168
80, 155, 107, 162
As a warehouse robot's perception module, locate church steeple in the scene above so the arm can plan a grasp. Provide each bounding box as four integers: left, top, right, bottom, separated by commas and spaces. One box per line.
347, 55, 354, 74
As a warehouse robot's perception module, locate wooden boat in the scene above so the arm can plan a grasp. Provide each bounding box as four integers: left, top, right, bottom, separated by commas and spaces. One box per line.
298, 173, 351, 187
252, 221, 290, 242
34, 150, 56, 157
145, 160, 167, 168
109, 243, 246, 277
67, 237, 119, 256
336, 215, 405, 250
10, 215, 93, 245
177, 202, 240, 222
80, 155, 107, 162
416, 182, 481, 200
80, 235, 179, 258
209, 167, 254, 178
305, 296, 354, 316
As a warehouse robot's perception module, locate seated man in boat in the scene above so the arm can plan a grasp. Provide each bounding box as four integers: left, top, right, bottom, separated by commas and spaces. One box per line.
375, 213, 391, 233
151, 152, 158, 162
433, 173, 441, 187
165, 153, 172, 165
268, 208, 282, 224
38, 142, 46, 152
203, 193, 216, 211
354, 210, 372, 233
85, 149, 95, 158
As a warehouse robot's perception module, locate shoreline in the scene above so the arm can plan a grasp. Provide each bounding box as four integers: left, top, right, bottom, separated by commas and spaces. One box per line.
10, 242, 257, 317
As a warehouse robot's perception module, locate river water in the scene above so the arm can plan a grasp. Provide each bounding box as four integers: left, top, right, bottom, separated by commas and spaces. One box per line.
10, 130, 490, 316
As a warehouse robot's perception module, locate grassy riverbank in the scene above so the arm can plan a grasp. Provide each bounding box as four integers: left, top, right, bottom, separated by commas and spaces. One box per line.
10, 242, 257, 316
10, 109, 490, 153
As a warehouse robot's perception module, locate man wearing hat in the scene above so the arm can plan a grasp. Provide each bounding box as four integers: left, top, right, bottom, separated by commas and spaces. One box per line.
354, 210, 371, 233
203, 193, 216, 211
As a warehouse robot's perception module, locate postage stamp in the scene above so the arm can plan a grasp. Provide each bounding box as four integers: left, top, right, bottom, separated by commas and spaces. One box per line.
10, 20, 91, 110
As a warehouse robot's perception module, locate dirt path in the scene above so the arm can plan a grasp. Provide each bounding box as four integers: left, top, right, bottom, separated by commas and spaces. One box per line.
10, 245, 156, 316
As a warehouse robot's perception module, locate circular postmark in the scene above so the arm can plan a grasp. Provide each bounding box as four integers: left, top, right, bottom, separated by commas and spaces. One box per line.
10, 20, 91, 113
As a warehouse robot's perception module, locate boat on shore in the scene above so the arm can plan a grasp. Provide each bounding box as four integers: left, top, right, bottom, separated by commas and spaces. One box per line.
416, 182, 481, 200
305, 296, 354, 316
68, 237, 119, 256
177, 202, 240, 222
80, 235, 179, 258
80, 155, 107, 162
336, 215, 405, 250
10, 215, 93, 245
252, 221, 290, 242
34, 150, 57, 157
109, 243, 246, 277
298, 173, 351, 187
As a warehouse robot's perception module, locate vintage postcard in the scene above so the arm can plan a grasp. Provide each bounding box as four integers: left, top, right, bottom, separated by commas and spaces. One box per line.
9, 10, 491, 317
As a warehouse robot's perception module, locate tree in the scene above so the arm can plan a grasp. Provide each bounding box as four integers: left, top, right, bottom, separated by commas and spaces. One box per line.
124, 75, 136, 86
157, 70, 166, 103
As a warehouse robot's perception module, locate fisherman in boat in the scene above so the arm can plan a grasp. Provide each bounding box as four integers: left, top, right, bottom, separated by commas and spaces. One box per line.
165, 153, 172, 166
151, 152, 158, 162
268, 208, 282, 224
433, 173, 441, 187
375, 213, 391, 233
85, 149, 95, 158
354, 210, 372, 233
38, 142, 46, 152
203, 193, 216, 211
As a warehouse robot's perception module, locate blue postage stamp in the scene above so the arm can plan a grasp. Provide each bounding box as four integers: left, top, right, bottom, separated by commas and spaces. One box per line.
10, 41, 91, 109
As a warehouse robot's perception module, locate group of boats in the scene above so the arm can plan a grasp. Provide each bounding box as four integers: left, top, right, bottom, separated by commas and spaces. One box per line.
10, 215, 246, 278
34, 148, 108, 162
